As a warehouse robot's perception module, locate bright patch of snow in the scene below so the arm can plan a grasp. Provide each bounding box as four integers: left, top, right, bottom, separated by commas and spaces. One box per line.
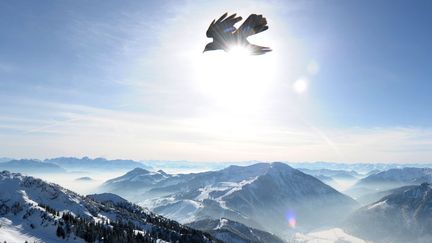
367, 199, 388, 210
293, 228, 367, 243
215, 218, 228, 230
155, 200, 202, 224
0, 218, 41, 243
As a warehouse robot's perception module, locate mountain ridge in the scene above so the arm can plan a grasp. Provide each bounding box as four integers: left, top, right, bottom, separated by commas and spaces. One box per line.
345, 183, 432, 243
102, 162, 358, 237
0, 170, 217, 243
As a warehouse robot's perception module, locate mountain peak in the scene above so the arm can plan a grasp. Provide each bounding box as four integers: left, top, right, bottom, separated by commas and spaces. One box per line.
87, 193, 128, 205
157, 169, 169, 176
127, 167, 151, 175
270, 161, 294, 169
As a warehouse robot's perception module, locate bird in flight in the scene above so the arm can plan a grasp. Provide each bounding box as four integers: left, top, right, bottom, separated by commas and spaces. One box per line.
203, 13, 272, 55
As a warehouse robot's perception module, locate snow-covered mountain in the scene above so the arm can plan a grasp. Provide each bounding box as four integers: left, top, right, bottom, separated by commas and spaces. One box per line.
0, 159, 65, 174
347, 167, 432, 198
103, 162, 358, 237
345, 183, 432, 243
101, 168, 172, 197
0, 171, 216, 243
86, 193, 129, 205
187, 218, 285, 243
359, 167, 432, 184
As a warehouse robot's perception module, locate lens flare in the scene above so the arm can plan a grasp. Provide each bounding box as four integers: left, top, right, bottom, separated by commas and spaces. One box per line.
293, 78, 308, 93
285, 209, 297, 228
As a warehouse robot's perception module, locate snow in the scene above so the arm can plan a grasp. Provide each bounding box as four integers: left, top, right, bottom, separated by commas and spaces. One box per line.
293, 228, 367, 243
367, 199, 388, 209
149, 175, 259, 224
105, 168, 170, 185
0, 218, 41, 243
0, 217, 85, 243
193, 177, 258, 209
155, 199, 202, 223
87, 193, 128, 204
1, 171, 211, 243
215, 218, 228, 230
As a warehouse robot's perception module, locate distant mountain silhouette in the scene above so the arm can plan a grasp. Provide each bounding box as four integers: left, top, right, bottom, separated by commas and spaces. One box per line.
0, 159, 65, 174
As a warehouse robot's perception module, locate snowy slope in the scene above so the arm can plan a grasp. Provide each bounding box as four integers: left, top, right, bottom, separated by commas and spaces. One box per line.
345, 183, 432, 242
187, 218, 285, 243
0, 171, 216, 243
0, 217, 49, 243
292, 228, 366, 243
104, 162, 358, 238
101, 168, 172, 196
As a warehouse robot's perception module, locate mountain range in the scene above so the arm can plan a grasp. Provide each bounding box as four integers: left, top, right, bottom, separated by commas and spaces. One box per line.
3, 157, 432, 242
346, 183, 432, 243
0, 159, 66, 174
346, 167, 432, 199
0, 157, 152, 175
0, 171, 216, 243
45, 157, 152, 172
299, 168, 361, 180
102, 162, 358, 237
288, 162, 432, 173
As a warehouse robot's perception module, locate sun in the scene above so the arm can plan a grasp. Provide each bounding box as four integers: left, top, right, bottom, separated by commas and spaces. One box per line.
228, 46, 252, 57
193, 45, 277, 114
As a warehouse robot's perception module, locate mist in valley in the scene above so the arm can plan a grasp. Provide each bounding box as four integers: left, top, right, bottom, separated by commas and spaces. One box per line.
2, 157, 432, 242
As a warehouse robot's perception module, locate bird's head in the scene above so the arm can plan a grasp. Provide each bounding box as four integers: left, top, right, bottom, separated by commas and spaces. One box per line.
203, 42, 218, 53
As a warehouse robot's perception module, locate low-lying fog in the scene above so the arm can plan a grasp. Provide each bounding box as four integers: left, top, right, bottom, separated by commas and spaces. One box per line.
5, 161, 432, 243
33, 171, 126, 195
326, 179, 358, 192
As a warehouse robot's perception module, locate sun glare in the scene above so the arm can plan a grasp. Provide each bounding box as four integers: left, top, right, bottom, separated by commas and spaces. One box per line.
228, 46, 252, 56
194, 45, 277, 115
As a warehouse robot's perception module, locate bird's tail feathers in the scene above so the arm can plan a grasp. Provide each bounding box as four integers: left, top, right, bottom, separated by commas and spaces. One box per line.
249, 44, 272, 55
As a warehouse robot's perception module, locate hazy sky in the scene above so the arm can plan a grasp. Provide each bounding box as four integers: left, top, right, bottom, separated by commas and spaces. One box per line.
1, 0, 431, 163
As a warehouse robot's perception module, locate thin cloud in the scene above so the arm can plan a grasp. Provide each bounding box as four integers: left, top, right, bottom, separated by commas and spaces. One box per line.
0, 99, 431, 163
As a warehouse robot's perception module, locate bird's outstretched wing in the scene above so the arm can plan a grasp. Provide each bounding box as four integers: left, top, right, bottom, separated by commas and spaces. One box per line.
248, 44, 272, 55
206, 13, 243, 39
236, 14, 268, 38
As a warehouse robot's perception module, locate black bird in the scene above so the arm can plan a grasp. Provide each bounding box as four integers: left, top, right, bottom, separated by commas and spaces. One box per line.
203, 13, 272, 55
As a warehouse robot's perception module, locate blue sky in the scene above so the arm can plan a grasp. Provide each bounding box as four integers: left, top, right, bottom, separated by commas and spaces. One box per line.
0, 0, 431, 162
